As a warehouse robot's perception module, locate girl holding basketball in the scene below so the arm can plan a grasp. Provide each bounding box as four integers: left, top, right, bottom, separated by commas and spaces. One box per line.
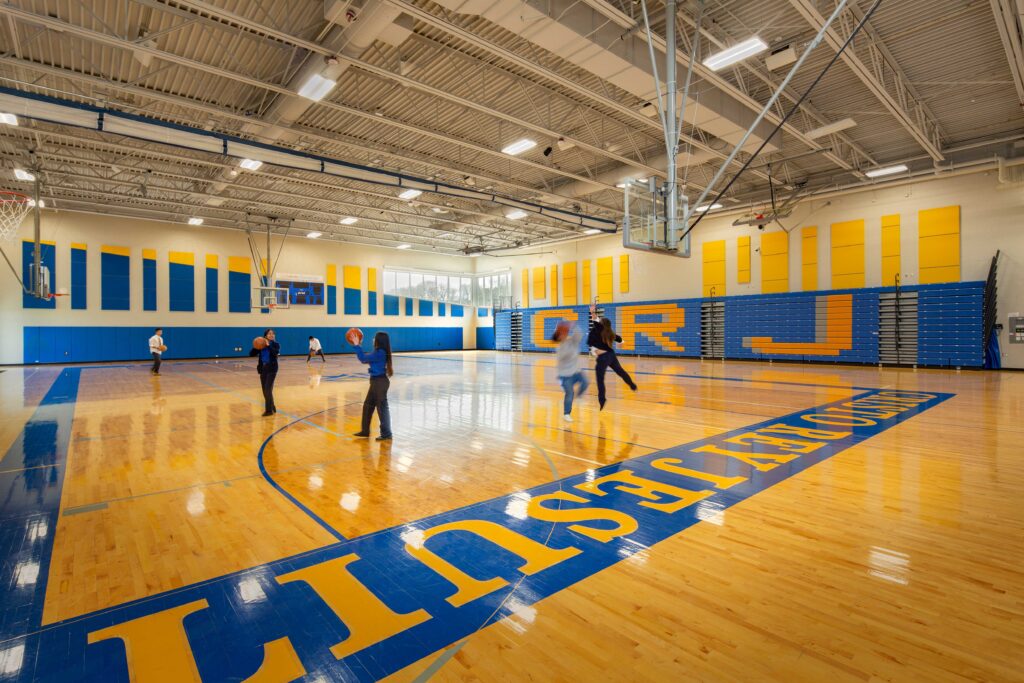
587, 305, 637, 410
249, 329, 280, 417
350, 330, 394, 441
553, 320, 588, 422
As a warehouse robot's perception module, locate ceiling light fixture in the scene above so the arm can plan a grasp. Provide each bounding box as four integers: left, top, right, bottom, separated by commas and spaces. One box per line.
703, 37, 768, 71
806, 117, 857, 140
0, 113, 18, 126
187, 217, 204, 225
306, 231, 322, 239
14, 169, 35, 181
339, 217, 358, 225
506, 209, 528, 220
864, 164, 909, 178
239, 158, 262, 171
583, 228, 602, 235
297, 73, 337, 101
398, 189, 422, 200
694, 203, 724, 212
501, 138, 537, 155
431, 207, 448, 213
396, 244, 411, 249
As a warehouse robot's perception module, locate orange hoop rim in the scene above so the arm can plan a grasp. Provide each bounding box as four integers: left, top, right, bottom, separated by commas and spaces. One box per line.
0, 190, 31, 203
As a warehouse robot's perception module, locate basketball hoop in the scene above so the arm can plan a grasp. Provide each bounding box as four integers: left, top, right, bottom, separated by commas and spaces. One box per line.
0, 191, 32, 242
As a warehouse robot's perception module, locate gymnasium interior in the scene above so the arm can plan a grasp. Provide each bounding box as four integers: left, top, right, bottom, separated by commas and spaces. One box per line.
1, 0, 1023, 681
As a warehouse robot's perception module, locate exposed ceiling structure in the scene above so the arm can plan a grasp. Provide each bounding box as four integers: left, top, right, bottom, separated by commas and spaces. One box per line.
1, 0, 1022, 255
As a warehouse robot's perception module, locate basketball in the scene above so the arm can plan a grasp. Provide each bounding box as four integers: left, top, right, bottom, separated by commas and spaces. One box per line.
554, 320, 571, 342
159, 345, 167, 352
346, 327, 363, 345
253, 336, 268, 350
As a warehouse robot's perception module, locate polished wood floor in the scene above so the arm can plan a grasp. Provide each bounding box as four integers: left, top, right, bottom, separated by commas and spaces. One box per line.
0, 352, 1021, 682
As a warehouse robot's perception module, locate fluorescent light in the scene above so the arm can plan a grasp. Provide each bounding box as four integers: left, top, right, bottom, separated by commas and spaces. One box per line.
239, 158, 262, 171
431, 207, 448, 213
584, 228, 601, 235
506, 209, 528, 220
806, 117, 857, 140
306, 231, 322, 239
703, 37, 768, 71
864, 164, 908, 178
339, 217, 358, 225
14, 169, 35, 181
0, 113, 18, 126
396, 244, 411, 249
297, 73, 336, 101
501, 138, 536, 155
187, 217, 204, 225
694, 203, 723, 212
398, 189, 422, 200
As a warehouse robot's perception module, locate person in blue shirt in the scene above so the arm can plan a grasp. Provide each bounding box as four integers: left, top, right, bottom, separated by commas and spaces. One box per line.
249, 328, 281, 417
351, 331, 393, 441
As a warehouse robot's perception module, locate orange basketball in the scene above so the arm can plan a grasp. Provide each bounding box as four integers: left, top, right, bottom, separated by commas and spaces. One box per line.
159, 345, 168, 352
253, 336, 268, 350
554, 320, 571, 342
346, 327, 363, 345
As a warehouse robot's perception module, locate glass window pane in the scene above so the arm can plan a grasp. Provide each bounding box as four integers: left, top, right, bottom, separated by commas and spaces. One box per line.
383, 270, 396, 294
397, 272, 410, 296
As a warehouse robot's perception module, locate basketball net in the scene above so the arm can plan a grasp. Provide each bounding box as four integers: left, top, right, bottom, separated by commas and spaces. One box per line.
0, 191, 32, 242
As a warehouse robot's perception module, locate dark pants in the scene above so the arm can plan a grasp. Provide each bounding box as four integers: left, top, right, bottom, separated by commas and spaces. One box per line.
151, 352, 161, 374
361, 375, 392, 437
595, 352, 635, 404
260, 368, 278, 413
307, 349, 326, 363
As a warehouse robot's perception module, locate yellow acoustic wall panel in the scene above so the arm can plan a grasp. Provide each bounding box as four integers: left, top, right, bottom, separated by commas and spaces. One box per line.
582, 260, 592, 303
562, 261, 578, 305
761, 231, 789, 293
619, 254, 630, 293
881, 214, 901, 286
830, 219, 865, 289
801, 226, 818, 291
521, 268, 529, 306
702, 240, 726, 297
737, 236, 751, 284
918, 205, 960, 284
596, 256, 614, 302
532, 266, 546, 300
550, 265, 558, 305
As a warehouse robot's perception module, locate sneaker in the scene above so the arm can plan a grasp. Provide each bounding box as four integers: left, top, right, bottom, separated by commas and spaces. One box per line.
353, 432, 370, 438
599, 398, 606, 411
562, 414, 573, 423
629, 383, 638, 391
376, 435, 393, 441
262, 411, 274, 417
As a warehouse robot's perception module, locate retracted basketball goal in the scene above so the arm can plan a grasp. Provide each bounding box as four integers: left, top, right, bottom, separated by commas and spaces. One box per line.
0, 189, 63, 300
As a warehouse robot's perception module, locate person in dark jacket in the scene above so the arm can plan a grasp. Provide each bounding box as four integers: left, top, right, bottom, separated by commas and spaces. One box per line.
351, 331, 394, 441
587, 307, 637, 410
249, 328, 280, 417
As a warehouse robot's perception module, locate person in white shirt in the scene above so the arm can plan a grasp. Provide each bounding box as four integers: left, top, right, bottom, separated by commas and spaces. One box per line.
148, 328, 164, 375
307, 335, 326, 363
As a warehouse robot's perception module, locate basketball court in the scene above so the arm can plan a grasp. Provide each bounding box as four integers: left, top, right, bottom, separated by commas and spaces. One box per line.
2, 0, 1024, 681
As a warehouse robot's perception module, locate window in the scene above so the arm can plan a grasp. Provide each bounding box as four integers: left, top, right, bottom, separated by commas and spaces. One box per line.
382, 267, 510, 306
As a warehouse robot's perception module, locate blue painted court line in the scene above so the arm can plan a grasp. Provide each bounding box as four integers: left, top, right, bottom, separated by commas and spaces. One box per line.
396, 353, 881, 392
0, 368, 81, 641
0, 388, 954, 682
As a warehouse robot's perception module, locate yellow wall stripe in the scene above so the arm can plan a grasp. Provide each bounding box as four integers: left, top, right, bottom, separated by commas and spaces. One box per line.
801, 227, 818, 291
737, 236, 751, 284
581, 260, 591, 303
326, 264, 337, 287
918, 205, 960, 284
102, 245, 130, 257
702, 240, 726, 297
881, 214, 901, 286
550, 264, 558, 306
830, 219, 865, 289
562, 261, 578, 305
142, 248, 156, 260
169, 251, 194, 266
228, 256, 250, 274
368, 267, 377, 292
205, 254, 218, 269
23, 239, 56, 246
532, 266, 546, 300
521, 268, 529, 306
596, 256, 613, 302
761, 231, 789, 293
71, 242, 87, 251
343, 265, 360, 290
619, 254, 630, 293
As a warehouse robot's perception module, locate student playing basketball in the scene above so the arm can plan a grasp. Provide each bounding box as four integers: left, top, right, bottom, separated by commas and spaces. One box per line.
587, 305, 637, 409
148, 328, 164, 375
250, 329, 280, 417
553, 321, 588, 422
350, 330, 394, 441
307, 336, 326, 363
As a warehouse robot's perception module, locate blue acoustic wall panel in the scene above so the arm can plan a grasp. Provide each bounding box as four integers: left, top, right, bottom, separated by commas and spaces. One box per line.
451, 304, 464, 317
142, 250, 157, 311
438, 302, 446, 316
405, 298, 414, 316
419, 299, 433, 317
477, 307, 490, 317
228, 257, 251, 313
100, 246, 130, 311
22, 241, 56, 309
384, 294, 399, 316
23, 326, 464, 363
70, 244, 87, 310
205, 256, 219, 313
476, 327, 496, 350
168, 252, 195, 312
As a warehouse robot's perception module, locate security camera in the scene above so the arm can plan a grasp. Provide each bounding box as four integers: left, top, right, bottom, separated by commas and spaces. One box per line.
757, 224, 765, 231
